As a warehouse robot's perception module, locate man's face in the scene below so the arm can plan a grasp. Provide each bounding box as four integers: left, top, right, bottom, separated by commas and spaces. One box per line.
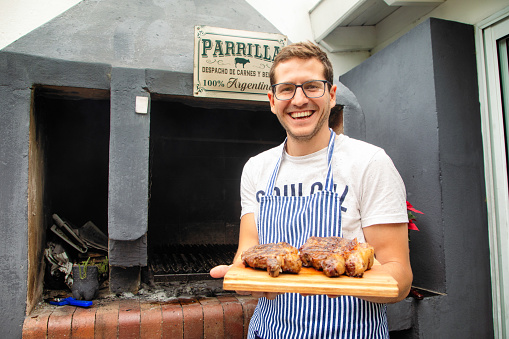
268, 57, 337, 143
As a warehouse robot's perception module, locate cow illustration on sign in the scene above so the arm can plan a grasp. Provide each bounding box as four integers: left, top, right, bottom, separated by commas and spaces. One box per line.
235, 57, 250, 68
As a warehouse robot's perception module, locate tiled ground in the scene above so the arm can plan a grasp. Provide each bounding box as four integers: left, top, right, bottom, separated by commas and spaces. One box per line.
23, 294, 257, 338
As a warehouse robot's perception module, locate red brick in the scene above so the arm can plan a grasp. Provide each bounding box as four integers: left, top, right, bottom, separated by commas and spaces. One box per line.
236, 296, 258, 339
22, 308, 52, 339
162, 300, 183, 339
140, 302, 162, 338
199, 297, 224, 339
95, 300, 119, 339
119, 299, 141, 338
72, 306, 97, 338
218, 295, 244, 339
48, 305, 75, 338
181, 297, 203, 339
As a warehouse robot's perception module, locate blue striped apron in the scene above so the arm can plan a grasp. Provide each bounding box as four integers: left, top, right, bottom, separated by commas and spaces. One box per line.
248, 130, 388, 339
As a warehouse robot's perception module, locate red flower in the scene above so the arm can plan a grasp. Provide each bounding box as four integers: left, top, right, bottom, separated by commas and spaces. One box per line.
407, 201, 423, 231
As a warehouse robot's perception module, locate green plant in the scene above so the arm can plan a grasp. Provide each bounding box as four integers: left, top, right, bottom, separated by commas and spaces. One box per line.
78, 257, 91, 279
96, 257, 109, 275
77, 256, 109, 279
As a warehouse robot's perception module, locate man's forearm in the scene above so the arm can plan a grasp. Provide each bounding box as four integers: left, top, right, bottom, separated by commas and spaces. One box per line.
359, 260, 412, 303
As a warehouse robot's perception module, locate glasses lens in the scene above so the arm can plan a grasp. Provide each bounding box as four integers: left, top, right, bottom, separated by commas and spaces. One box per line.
274, 83, 296, 100
302, 81, 326, 98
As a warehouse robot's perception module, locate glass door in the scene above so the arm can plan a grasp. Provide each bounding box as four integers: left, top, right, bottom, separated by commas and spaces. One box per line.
500, 36, 509, 170
477, 8, 509, 339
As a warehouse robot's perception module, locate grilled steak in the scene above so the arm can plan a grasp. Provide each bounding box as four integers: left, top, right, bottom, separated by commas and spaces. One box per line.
241, 242, 302, 277
299, 236, 350, 269
299, 236, 374, 277
345, 242, 375, 277
322, 252, 347, 277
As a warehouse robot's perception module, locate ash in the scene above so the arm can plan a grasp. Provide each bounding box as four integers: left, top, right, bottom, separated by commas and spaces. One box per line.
41, 277, 233, 311
135, 278, 231, 302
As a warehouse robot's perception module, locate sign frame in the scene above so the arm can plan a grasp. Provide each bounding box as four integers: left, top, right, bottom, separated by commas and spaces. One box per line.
194, 26, 287, 101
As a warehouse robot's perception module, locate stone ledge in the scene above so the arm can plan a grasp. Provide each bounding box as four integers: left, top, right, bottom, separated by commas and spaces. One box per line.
22, 294, 258, 339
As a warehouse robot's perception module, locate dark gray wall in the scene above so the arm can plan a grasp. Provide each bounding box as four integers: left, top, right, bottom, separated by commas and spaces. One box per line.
109, 67, 151, 241
0, 0, 280, 336
340, 18, 493, 337
0, 55, 111, 337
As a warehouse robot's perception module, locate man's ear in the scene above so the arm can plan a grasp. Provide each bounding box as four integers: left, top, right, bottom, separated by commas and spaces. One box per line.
329, 84, 338, 107
267, 90, 276, 114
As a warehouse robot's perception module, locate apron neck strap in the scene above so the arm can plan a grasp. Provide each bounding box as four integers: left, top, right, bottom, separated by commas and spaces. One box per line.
265, 129, 337, 196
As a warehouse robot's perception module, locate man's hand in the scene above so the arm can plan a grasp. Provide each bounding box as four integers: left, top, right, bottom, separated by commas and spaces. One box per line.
209, 262, 281, 300
209, 264, 231, 279
208, 213, 280, 300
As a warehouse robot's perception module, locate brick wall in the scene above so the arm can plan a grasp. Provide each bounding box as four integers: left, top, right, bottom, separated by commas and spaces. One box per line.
23, 295, 257, 338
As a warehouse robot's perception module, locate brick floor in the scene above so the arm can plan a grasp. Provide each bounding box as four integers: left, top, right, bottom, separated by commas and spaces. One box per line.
48, 305, 75, 338
119, 299, 142, 338
95, 300, 119, 338
22, 295, 257, 339
200, 297, 224, 338
161, 300, 183, 338
140, 302, 163, 338
72, 306, 97, 338
217, 296, 244, 339
22, 307, 52, 338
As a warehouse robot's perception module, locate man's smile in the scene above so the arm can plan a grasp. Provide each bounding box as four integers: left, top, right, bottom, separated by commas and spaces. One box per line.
289, 110, 314, 119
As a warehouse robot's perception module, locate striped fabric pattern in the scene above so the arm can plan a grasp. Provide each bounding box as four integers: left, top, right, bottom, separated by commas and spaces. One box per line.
248, 130, 388, 339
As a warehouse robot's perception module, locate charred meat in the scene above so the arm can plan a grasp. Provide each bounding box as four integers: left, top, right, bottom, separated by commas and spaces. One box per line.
322, 252, 347, 277
345, 242, 375, 277
299, 236, 374, 277
299, 236, 351, 270
241, 242, 302, 277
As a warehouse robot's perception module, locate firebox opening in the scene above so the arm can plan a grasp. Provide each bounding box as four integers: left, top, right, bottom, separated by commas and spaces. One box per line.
28, 86, 110, 312
147, 96, 285, 281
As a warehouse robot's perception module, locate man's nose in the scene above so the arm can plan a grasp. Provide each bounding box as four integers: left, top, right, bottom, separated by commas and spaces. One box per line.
292, 87, 309, 105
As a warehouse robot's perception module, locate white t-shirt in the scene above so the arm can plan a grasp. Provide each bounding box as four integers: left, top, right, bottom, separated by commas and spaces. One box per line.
240, 133, 408, 242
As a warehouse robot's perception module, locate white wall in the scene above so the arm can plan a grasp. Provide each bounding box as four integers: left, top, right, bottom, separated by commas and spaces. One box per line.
2, 0, 507, 76
245, 0, 369, 77
245, 0, 318, 43
249, 0, 509, 76
0, 0, 82, 50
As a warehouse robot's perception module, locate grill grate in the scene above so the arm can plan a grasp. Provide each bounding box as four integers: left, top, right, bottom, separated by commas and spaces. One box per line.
149, 244, 237, 276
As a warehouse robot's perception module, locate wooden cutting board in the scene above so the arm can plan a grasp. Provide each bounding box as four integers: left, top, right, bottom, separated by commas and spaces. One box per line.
223, 261, 398, 298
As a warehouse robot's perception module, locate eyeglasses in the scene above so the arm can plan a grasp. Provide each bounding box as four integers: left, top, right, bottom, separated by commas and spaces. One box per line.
271, 80, 331, 101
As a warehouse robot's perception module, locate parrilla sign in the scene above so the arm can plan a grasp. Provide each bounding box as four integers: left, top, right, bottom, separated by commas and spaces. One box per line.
194, 26, 287, 101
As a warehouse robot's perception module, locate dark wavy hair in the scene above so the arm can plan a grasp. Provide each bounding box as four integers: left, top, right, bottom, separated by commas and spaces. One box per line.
269, 41, 334, 86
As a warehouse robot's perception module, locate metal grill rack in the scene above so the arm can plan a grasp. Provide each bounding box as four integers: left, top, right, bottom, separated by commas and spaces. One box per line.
149, 244, 237, 282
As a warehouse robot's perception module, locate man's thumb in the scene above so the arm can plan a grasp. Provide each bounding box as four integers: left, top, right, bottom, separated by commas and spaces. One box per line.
210, 264, 232, 278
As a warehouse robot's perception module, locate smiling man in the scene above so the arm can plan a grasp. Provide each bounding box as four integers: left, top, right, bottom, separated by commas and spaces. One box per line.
211, 41, 412, 339
268, 54, 334, 151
